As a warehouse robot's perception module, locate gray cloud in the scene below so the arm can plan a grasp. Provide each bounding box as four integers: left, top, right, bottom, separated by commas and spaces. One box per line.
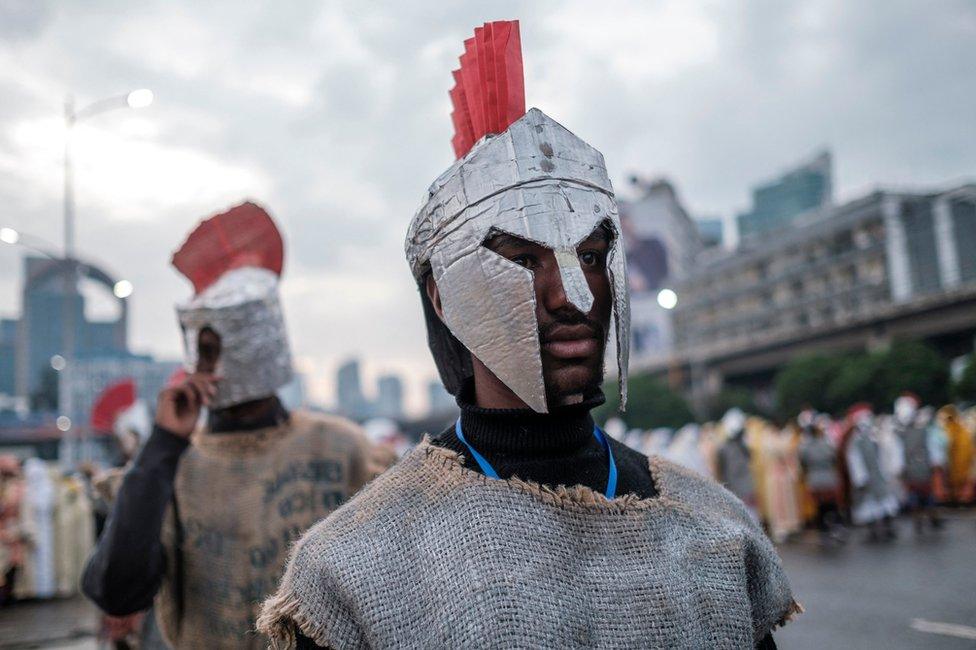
0, 0, 54, 41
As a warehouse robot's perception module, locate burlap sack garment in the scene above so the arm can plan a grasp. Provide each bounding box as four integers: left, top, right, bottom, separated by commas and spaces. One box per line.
260, 439, 800, 649
154, 411, 377, 649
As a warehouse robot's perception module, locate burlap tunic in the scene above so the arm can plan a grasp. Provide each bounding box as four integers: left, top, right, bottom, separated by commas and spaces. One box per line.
155, 411, 377, 649
260, 440, 799, 649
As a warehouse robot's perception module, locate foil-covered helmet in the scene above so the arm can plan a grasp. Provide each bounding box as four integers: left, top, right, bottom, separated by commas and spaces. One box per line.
405, 21, 629, 413
172, 201, 293, 408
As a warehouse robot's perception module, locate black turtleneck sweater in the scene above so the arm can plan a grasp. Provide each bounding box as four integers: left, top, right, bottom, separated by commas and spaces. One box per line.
432, 386, 657, 498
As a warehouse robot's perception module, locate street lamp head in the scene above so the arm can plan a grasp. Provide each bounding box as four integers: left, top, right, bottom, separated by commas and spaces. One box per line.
657, 288, 678, 310
50, 354, 67, 371
113, 279, 134, 299
0, 227, 19, 245
56, 415, 72, 432
126, 88, 154, 109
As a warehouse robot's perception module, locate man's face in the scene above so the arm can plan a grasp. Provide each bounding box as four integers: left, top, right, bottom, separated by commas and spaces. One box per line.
894, 397, 917, 424
854, 410, 873, 430
482, 222, 613, 406
196, 326, 222, 374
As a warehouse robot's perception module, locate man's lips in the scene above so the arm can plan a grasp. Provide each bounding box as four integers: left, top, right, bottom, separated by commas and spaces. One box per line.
542, 324, 600, 359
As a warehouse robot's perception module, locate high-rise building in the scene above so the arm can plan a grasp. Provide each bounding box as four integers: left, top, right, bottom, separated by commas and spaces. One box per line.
336, 362, 409, 420
427, 380, 456, 416
375, 374, 404, 419
736, 151, 832, 241
0, 319, 16, 397
336, 359, 371, 419
618, 178, 703, 365
13, 256, 129, 406
695, 218, 724, 248
669, 182, 976, 413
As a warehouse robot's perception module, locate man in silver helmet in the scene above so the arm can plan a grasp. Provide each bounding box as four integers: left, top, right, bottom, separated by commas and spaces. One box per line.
262, 20, 796, 650
82, 202, 387, 649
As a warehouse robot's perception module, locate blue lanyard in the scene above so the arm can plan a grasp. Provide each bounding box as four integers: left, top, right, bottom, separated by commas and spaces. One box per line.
454, 419, 618, 499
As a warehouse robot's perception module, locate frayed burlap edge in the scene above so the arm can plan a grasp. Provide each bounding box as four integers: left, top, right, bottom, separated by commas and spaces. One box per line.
750, 598, 804, 645
785, 599, 804, 622
774, 599, 804, 635
419, 437, 685, 515
257, 589, 804, 649
258, 588, 350, 650
257, 585, 804, 650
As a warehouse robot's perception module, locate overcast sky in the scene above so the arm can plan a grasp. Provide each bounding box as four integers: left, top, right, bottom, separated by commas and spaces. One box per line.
1, 1, 974, 414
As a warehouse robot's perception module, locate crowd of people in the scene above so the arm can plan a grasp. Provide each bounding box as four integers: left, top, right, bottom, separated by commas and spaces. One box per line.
0, 456, 94, 605
605, 394, 976, 543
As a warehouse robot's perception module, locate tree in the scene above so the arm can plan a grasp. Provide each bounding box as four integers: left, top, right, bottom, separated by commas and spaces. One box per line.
775, 342, 951, 417
707, 386, 760, 421
824, 352, 884, 414
873, 341, 949, 408
597, 372, 694, 429
953, 354, 976, 403
774, 353, 847, 419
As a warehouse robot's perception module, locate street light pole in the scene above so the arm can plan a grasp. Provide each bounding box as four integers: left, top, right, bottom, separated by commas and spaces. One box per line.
61, 88, 154, 266
62, 96, 77, 436
57, 88, 152, 463
64, 94, 76, 258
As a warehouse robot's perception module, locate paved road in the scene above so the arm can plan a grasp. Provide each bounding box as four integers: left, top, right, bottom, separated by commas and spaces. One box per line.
0, 596, 96, 649
1, 511, 973, 648
776, 510, 976, 649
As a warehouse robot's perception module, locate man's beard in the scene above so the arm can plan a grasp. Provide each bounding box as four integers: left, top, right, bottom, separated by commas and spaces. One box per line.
538, 311, 608, 407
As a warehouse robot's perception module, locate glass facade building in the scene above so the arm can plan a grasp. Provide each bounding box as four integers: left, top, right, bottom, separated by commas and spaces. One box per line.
737, 151, 832, 240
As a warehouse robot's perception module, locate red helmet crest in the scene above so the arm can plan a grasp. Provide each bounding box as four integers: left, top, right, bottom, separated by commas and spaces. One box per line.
449, 21, 525, 159
171, 201, 284, 295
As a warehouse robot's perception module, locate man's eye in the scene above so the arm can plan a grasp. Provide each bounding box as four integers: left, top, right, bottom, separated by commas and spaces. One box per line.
579, 251, 601, 267
510, 254, 535, 269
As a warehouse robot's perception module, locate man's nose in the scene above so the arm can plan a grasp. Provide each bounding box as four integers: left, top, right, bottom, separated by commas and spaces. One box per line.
196, 352, 218, 374
538, 247, 594, 314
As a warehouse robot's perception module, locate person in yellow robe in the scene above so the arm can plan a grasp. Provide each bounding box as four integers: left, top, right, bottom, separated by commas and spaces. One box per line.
938, 405, 975, 504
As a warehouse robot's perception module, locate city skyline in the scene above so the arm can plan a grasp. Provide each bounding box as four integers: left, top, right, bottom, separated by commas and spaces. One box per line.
2, 2, 974, 415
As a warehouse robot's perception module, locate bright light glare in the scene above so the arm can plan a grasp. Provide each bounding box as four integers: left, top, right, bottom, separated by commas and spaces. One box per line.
56, 416, 72, 432
657, 288, 678, 310
8, 117, 272, 222
0, 227, 19, 244
126, 88, 154, 109
50, 354, 67, 371
113, 279, 134, 299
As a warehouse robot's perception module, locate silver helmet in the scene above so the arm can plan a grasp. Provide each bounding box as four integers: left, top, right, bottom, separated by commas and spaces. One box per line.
172, 202, 293, 409
406, 108, 630, 413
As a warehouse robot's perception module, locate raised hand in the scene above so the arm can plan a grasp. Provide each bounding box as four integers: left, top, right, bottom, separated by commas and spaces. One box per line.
154, 372, 220, 438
